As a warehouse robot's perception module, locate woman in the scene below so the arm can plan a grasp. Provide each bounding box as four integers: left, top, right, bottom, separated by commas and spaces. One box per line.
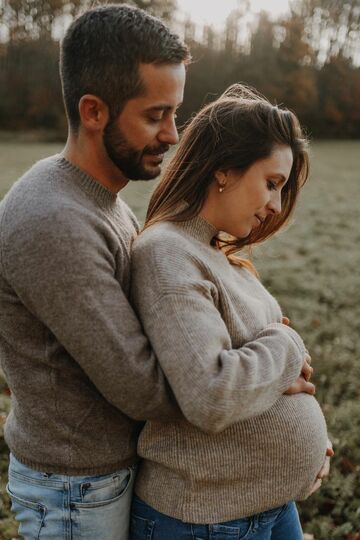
130, 84, 330, 539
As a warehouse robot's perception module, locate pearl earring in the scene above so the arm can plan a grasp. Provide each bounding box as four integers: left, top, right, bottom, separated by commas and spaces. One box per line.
219, 185, 225, 193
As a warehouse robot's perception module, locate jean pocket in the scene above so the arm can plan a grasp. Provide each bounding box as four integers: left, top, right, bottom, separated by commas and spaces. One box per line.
76, 467, 134, 508
210, 520, 252, 540
130, 514, 155, 540
9, 458, 63, 489
6, 483, 46, 540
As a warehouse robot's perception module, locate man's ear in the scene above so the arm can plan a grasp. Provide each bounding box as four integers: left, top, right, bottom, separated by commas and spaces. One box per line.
78, 95, 109, 131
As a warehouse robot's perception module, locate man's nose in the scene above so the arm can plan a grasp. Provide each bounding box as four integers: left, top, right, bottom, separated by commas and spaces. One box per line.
158, 116, 179, 145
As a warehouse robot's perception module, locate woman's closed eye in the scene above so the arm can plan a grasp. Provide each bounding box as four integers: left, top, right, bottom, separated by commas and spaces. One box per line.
267, 180, 278, 191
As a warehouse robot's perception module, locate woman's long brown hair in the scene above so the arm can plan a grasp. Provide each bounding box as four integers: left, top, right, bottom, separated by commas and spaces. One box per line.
145, 84, 309, 267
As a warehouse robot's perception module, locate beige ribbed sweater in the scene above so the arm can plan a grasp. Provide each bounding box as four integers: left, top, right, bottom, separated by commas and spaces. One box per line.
0, 156, 179, 475
131, 216, 328, 523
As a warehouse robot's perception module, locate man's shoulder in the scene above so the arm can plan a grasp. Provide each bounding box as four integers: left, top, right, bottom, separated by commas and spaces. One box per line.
8, 154, 61, 189
0, 156, 138, 262
1, 154, 108, 226
117, 197, 140, 234
1, 154, 72, 210
0, 161, 101, 253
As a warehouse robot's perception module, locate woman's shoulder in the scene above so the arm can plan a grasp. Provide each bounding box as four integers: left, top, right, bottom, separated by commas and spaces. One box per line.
135, 220, 180, 241
132, 221, 208, 282
133, 221, 194, 257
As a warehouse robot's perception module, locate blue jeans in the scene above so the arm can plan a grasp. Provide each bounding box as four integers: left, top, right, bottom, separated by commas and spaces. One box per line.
130, 495, 304, 540
7, 453, 136, 540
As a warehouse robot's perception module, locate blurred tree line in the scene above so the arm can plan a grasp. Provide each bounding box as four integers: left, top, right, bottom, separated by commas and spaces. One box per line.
0, 0, 359, 138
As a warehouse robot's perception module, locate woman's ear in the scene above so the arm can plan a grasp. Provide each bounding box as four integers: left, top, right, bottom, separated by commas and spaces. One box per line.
78, 95, 109, 131
214, 170, 228, 191
214, 170, 227, 183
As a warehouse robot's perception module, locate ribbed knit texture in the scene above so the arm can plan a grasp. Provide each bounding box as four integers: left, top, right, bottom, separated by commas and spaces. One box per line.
131, 217, 328, 523
0, 155, 179, 475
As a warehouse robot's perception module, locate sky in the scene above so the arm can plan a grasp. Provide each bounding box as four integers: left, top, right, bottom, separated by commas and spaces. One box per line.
177, 0, 291, 28
0, 0, 292, 42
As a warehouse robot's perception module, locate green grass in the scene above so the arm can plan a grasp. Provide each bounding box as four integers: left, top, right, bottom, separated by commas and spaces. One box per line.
0, 140, 359, 539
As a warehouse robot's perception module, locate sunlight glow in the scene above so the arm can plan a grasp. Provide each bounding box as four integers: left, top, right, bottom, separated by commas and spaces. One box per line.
177, 0, 291, 28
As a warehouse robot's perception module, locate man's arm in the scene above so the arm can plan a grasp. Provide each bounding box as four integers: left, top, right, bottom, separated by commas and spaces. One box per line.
1, 206, 180, 421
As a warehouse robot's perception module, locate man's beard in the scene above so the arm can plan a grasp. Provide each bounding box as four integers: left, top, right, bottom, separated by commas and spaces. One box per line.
103, 120, 169, 181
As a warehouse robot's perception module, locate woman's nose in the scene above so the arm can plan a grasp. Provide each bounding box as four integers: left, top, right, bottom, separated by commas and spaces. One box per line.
268, 193, 282, 215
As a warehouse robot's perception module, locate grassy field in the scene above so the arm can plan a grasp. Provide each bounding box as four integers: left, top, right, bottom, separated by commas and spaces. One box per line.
0, 141, 359, 539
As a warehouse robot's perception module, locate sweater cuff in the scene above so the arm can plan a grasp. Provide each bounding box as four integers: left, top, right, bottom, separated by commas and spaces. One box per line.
257, 322, 305, 392
265, 322, 307, 357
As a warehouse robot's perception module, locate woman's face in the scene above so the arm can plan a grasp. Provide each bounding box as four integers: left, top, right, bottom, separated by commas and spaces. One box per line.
201, 145, 294, 238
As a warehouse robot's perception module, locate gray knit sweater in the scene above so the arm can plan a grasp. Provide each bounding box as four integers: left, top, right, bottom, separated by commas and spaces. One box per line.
131, 217, 328, 523
0, 155, 178, 475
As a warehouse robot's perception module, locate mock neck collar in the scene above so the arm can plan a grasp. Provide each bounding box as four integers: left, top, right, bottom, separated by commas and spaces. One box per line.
54, 155, 118, 207
177, 215, 219, 245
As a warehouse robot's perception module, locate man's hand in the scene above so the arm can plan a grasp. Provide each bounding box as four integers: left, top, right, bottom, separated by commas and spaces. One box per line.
309, 440, 334, 495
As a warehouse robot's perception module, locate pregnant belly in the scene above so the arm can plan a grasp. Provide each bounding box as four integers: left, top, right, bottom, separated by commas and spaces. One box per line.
139, 394, 328, 501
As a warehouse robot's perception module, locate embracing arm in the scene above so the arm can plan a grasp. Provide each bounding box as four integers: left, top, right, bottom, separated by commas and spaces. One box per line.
137, 293, 305, 433
1, 207, 180, 421
131, 233, 305, 433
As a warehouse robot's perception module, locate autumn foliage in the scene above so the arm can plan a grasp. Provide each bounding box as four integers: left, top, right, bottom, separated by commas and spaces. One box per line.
0, 0, 359, 138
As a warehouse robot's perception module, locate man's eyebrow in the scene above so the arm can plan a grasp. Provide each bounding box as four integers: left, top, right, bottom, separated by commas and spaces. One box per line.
145, 103, 183, 112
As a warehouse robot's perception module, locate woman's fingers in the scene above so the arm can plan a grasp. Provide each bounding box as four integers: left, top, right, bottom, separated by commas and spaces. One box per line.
309, 477, 322, 495
284, 351, 315, 394
284, 377, 316, 395
302, 361, 313, 382
316, 442, 334, 481
317, 457, 331, 479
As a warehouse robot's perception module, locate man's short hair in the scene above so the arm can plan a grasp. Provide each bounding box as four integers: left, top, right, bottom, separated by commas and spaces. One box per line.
60, 3, 190, 131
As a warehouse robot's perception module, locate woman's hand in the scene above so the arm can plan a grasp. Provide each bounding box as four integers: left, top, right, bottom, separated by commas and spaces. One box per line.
282, 317, 315, 395
284, 354, 315, 395
300, 353, 314, 381
309, 440, 334, 495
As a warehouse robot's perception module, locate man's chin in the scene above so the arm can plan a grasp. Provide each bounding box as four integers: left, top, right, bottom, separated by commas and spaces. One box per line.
131, 164, 162, 181
108, 152, 163, 181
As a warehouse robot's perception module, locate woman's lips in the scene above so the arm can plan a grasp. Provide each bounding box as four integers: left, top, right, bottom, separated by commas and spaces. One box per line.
255, 214, 264, 225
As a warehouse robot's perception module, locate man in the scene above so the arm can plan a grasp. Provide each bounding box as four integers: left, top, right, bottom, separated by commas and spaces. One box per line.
0, 4, 189, 539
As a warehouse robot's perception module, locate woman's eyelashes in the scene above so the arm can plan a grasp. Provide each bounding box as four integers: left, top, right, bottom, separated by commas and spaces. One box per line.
267, 180, 278, 191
